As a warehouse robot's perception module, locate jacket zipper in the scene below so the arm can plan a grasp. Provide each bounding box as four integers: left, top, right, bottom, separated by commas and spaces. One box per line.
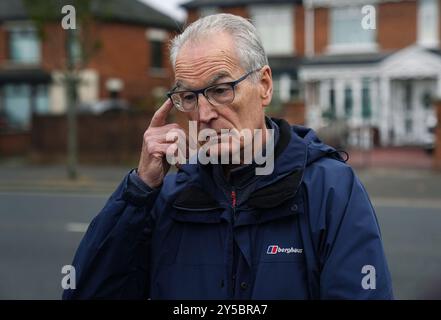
231, 188, 237, 297
231, 190, 237, 210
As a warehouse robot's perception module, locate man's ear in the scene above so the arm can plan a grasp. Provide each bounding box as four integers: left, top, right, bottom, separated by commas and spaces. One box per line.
259, 65, 273, 107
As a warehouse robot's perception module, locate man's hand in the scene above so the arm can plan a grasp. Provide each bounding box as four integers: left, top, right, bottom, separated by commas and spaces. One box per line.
137, 99, 184, 188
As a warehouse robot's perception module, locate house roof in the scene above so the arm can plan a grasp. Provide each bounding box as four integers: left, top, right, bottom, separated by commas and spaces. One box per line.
268, 56, 302, 75
300, 52, 394, 67
301, 47, 441, 68
181, 0, 302, 9
380, 45, 441, 79
0, 0, 181, 30
0, 68, 51, 84
299, 46, 441, 82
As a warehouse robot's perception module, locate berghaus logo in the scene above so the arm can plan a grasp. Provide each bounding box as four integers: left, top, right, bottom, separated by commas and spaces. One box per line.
266, 245, 303, 255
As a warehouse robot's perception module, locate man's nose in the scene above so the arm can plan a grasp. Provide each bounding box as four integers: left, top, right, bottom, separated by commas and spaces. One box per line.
198, 94, 218, 123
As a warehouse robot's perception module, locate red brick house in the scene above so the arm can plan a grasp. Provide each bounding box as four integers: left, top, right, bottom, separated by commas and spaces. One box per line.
182, 0, 441, 147
0, 0, 180, 132
300, 0, 441, 148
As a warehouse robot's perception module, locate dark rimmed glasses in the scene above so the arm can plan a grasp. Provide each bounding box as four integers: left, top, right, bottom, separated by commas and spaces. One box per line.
167, 68, 260, 112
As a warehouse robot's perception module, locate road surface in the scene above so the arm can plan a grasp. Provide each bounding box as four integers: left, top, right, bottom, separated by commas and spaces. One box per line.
0, 190, 440, 299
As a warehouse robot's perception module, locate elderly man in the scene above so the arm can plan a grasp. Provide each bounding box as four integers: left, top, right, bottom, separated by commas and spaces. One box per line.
63, 14, 393, 300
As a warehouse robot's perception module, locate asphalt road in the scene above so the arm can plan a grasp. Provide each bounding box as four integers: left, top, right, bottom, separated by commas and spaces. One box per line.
0, 191, 440, 299
0, 192, 106, 299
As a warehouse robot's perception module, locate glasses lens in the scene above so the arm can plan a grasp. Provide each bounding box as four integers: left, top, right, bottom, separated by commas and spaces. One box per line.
171, 92, 197, 112
205, 84, 234, 105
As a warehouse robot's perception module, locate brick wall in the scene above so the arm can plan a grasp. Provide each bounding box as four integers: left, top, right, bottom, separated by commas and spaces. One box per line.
186, 9, 199, 25
314, 7, 329, 55
30, 111, 154, 163
0, 20, 175, 111
0, 132, 31, 157
41, 23, 67, 70
377, 0, 418, 50
222, 6, 249, 19
0, 25, 7, 63
295, 5, 305, 56
282, 101, 305, 126
86, 22, 174, 108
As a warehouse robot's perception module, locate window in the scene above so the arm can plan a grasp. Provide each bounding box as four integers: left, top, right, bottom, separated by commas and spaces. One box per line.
344, 86, 353, 118
8, 26, 41, 64
324, 82, 336, 120
418, 0, 439, 47
67, 30, 82, 65
2, 84, 49, 130
148, 29, 166, 71
404, 81, 413, 134
421, 91, 432, 110
267, 77, 282, 113
35, 85, 49, 114
362, 78, 372, 120
150, 40, 163, 69
4, 84, 32, 129
279, 74, 292, 103
266, 74, 299, 114
250, 5, 294, 55
330, 6, 376, 52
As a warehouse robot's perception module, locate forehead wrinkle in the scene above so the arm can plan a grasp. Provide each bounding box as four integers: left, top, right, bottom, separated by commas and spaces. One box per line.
174, 58, 237, 90
175, 56, 237, 76
175, 71, 232, 90
176, 47, 238, 67
174, 50, 240, 83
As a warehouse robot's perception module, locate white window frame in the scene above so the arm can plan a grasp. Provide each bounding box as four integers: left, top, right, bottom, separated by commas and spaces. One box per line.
249, 5, 294, 56
418, 0, 440, 48
4, 21, 41, 65
146, 28, 167, 75
327, 5, 378, 54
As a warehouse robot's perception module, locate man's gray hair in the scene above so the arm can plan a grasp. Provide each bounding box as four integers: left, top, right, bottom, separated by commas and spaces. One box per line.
169, 13, 268, 81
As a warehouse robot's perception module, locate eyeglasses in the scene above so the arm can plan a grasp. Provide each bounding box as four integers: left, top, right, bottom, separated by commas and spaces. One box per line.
167, 69, 260, 112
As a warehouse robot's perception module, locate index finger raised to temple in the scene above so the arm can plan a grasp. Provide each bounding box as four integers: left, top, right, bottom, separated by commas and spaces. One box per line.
150, 99, 174, 127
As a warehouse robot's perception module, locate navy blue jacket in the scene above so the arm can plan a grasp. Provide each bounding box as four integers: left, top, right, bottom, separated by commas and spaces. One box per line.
63, 118, 393, 299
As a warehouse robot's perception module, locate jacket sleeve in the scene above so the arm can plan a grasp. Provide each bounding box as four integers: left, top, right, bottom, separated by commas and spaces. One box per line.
304, 161, 394, 299
62, 170, 161, 300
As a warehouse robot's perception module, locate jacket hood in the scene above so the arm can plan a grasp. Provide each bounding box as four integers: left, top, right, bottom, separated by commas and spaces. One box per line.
290, 124, 345, 166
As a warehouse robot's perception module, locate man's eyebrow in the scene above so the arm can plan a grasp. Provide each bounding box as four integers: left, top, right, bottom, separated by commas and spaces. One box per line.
207, 71, 232, 85
173, 71, 232, 91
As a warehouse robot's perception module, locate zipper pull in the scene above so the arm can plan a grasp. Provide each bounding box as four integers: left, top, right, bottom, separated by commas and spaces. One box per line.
231, 190, 236, 208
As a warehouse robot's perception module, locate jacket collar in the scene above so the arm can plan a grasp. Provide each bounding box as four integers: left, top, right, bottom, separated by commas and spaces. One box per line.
174, 117, 307, 212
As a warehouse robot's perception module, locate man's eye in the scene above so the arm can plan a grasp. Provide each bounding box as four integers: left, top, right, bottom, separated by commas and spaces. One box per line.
182, 93, 196, 101
215, 88, 227, 94
211, 86, 230, 95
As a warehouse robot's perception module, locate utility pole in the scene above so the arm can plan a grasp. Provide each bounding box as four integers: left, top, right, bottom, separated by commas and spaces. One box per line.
66, 29, 78, 180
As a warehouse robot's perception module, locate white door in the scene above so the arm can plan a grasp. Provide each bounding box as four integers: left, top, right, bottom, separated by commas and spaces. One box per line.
413, 79, 437, 146
391, 79, 436, 146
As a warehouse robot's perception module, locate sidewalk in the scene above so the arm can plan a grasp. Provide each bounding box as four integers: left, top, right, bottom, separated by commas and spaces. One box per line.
355, 167, 441, 201
0, 164, 132, 194
348, 147, 433, 169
